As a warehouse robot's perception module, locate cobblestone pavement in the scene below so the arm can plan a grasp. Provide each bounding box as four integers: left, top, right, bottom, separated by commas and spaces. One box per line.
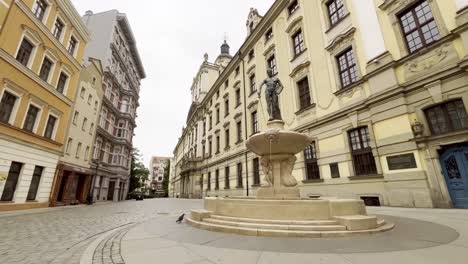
0, 199, 202, 264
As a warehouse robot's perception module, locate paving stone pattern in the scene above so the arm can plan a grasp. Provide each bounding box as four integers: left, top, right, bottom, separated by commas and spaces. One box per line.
0, 199, 202, 264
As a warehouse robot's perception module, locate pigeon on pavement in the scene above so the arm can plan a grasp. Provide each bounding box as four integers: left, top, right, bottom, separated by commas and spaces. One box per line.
176, 213, 185, 223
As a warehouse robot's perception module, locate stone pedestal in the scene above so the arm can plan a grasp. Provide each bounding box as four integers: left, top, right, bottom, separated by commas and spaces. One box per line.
256, 187, 300, 200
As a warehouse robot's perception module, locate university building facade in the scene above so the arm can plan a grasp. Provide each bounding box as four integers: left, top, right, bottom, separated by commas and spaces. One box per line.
171, 0, 468, 208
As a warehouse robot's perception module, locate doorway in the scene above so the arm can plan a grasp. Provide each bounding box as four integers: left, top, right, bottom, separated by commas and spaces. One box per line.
440, 147, 468, 208
107, 181, 115, 201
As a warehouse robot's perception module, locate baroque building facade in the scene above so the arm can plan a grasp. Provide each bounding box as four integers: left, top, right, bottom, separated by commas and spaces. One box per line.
82, 10, 145, 202
171, 0, 468, 208
0, 0, 89, 211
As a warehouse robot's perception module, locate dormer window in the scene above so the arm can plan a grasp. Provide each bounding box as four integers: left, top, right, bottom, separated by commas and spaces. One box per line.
32, 0, 48, 21
288, 0, 299, 16
265, 28, 274, 41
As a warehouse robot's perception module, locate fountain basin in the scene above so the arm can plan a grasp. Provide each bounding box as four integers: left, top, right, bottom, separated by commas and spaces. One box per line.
246, 121, 312, 156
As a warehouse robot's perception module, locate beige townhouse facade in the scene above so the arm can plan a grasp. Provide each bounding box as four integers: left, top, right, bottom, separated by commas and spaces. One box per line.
0, 0, 89, 211
171, 0, 468, 208
49, 57, 103, 206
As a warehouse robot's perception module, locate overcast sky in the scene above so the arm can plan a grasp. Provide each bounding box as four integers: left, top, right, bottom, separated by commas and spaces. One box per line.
71, 0, 272, 165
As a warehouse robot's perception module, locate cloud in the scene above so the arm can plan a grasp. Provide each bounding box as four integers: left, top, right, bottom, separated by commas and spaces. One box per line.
71, 0, 272, 165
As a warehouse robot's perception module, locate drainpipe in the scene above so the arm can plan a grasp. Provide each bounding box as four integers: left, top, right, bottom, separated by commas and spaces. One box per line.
241, 54, 249, 197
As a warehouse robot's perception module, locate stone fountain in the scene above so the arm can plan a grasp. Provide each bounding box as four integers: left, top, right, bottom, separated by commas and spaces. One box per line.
187, 70, 394, 237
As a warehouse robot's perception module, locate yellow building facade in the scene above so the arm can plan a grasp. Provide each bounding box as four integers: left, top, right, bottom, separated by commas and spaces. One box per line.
0, 0, 89, 211
171, 0, 468, 208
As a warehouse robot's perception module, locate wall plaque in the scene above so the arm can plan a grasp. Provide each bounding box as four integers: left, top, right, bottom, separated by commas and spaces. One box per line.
387, 153, 417, 170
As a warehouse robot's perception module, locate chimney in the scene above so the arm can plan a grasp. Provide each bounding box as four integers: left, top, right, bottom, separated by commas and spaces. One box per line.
85, 10, 93, 16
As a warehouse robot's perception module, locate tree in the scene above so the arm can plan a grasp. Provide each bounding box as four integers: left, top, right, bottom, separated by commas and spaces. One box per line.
162, 160, 170, 197
129, 148, 149, 194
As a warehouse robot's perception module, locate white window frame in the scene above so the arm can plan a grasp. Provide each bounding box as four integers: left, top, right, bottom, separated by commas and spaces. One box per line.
21, 100, 43, 134
42, 110, 60, 140
0, 84, 24, 125
37, 48, 58, 84
55, 65, 72, 95
31, 0, 52, 24
51, 13, 67, 44
66, 31, 80, 58
14, 30, 41, 70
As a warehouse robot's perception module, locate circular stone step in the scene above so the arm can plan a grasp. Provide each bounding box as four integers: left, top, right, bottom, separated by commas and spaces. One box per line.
203, 218, 347, 231
187, 217, 395, 238
209, 215, 340, 226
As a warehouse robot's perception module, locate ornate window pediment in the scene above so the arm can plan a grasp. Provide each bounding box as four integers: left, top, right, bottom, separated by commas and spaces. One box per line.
325, 27, 355, 53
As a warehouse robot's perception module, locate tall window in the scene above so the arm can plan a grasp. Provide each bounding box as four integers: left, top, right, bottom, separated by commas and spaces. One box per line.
215, 169, 219, 190
0, 91, 18, 124
209, 115, 212, 130
252, 111, 259, 134
248, 50, 255, 61
292, 29, 305, 56
399, 1, 440, 53
32, 0, 48, 21
267, 55, 277, 75
68, 36, 78, 55
425, 100, 468, 135
250, 74, 256, 94
56, 72, 68, 93
225, 129, 230, 148
337, 48, 358, 88
207, 172, 211, 190
216, 108, 220, 123
216, 135, 220, 154
225, 98, 230, 116
76, 142, 82, 158
225, 166, 230, 189
236, 121, 242, 142
253, 158, 260, 185
297, 77, 311, 110
26, 166, 43, 201
82, 118, 88, 131
235, 89, 241, 106
348, 127, 377, 176
237, 163, 243, 187
52, 18, 64, 40
16, 38, 34, 67
265, 28, 274, 41
66, 138, 73, 154
44, 115, 57, 139
288, 0, 299, 15
72, 111, 79, 125
23, 105, 39, 132
39, 57, 53, 81
304, 142, 320, 180
327, 0, 346, 25
208, 139, 212, 156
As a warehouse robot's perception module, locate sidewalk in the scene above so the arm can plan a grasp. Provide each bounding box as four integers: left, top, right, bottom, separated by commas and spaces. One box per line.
90, 206, 468, 264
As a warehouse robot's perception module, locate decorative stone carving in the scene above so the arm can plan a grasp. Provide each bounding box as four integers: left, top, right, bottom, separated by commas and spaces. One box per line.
326, 27, 356, 53
336, 85, 362, 98
405, 44, 450, 73
379, 0, 414, 13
